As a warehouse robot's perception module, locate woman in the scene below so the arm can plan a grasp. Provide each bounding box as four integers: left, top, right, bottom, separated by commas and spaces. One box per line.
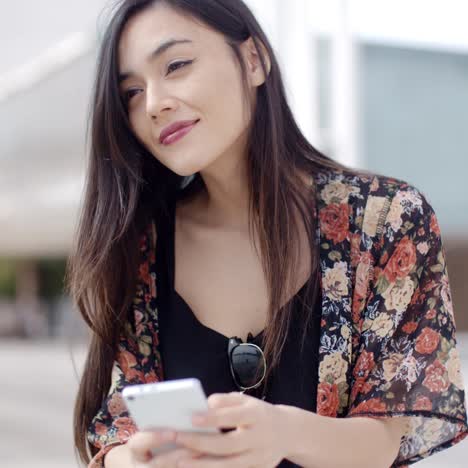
67, 0, 468, 467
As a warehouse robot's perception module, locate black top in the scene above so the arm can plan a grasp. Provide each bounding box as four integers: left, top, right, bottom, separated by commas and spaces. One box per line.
156, 199, 322, 467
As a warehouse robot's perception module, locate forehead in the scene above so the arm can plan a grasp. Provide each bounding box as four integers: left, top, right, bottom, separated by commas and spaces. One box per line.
118, 4, 219, 70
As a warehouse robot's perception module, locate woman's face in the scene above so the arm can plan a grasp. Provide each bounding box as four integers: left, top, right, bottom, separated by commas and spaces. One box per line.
118, 4, 262, 177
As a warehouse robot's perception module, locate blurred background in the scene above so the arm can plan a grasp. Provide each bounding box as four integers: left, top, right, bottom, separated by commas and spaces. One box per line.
0, 0, 466, 466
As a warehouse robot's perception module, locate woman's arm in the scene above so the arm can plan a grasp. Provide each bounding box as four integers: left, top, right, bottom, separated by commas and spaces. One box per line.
279, 404, 407, 468
103, 444, 133, 468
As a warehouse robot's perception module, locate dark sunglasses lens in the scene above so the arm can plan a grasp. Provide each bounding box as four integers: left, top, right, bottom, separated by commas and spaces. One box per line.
230, 344, 265, 388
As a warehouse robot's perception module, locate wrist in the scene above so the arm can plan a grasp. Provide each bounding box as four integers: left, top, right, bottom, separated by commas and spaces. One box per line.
275, 404, 313, 462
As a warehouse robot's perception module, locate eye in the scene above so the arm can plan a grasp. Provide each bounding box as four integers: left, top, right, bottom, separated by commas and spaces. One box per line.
166, 59, 193, 76
122, 88, 141, 105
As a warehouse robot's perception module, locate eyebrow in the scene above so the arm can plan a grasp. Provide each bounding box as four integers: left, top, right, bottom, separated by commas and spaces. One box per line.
118, 38, 193, 84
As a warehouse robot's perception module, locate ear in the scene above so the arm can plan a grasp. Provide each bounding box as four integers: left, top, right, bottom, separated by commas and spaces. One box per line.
241, 36, 271, 87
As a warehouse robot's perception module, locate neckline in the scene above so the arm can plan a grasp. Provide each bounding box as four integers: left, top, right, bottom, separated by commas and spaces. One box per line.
172, 278, 309, 342
167, 199, 311, 342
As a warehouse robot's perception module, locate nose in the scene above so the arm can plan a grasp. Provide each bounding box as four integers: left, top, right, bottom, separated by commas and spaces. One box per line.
145, 83, 177, 120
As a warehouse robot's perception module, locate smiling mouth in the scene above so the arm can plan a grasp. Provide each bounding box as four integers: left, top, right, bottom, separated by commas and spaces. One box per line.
160, 119, 200, 146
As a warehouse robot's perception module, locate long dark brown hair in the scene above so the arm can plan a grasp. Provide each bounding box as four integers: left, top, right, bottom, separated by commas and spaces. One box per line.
66, 0, 349, 464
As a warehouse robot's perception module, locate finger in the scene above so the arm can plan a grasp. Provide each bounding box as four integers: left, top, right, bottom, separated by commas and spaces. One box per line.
127, 430, 176, 462
193, 404, 256, 428
207, 392, 251, 409
175, 427, 249, 456
178, 450, 256, 468
147, 447, 202, 467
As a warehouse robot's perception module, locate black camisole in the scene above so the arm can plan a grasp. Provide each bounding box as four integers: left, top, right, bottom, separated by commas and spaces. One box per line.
156, 199, 322, 467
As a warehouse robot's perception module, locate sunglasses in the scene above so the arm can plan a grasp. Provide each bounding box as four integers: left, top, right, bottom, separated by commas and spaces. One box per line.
227, 334, 267, 400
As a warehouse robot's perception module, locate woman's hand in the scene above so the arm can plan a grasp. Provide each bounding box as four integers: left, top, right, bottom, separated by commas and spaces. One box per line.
126, 430, 203, 467
172, 391, 293, 468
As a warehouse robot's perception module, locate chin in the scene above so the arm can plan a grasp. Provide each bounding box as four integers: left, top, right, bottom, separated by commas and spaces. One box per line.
174, 169, 199, 177
166, 154, 213, 178
168, 161, 204, 178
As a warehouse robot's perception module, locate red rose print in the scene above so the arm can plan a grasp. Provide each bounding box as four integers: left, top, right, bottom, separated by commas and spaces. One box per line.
415, 327, 440, 355
373, 266, 383, 282
350, 232, 362, 267
350, 398, 387, 414
144, 369, 159, 382
119, 349, 137, 369
379, 251, 389, 266
108, 393, 127, 417
350, 378, 365, 403
319, 203, 350, 244
355, 252, 372, 298
317, 382, 340, 417
412, 395, 432, 411
114, 417, 137, 442
352, 296, 365, 325
384, 237, 417, 283
114, 417, 135, 428
425, 309, 436, 320
134, 310, 146, 336
139, 262, 151, 286
423, 280, 437, 293
430, 213, 441, 236
353, 350, 375, 380
353, 254, 372, 323
95, 422, 108, 436
350, 378, 376, 403
362, 381, 376, 394
423, 360, 450, 393
402, 321, 418, 334
118, 350, 145, 381
409, 286, 422, 306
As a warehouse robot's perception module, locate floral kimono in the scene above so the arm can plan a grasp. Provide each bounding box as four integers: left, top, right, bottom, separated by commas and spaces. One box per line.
86, 167, 468, 467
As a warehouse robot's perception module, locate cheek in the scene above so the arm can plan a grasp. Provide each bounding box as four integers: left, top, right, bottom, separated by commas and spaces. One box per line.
199, 68, 251, 138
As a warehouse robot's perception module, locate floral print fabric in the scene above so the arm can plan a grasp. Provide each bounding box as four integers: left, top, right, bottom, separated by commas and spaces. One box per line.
86, 167, 468, 467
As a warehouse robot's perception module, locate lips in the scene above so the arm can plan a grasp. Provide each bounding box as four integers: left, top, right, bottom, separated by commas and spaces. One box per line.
159, 119, 199, 144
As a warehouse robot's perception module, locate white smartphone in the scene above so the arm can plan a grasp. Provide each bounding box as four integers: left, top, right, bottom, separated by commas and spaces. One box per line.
122, 378, 219, 456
